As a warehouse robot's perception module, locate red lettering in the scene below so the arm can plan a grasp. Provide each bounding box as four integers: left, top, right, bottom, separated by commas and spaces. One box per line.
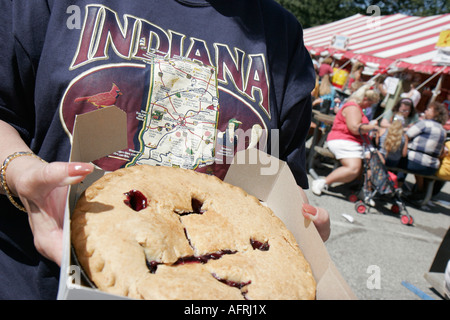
244, 54, 270, 117
133, 20, 170, 60
71, 5, 137, 68
185, 38, 213, 67
215, 44, 244, 92
70, 5, 271, 115
70, 5, 102, 69
92, 9, 138, 60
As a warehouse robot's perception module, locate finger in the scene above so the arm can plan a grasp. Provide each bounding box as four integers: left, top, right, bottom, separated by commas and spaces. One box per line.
302, 203, 331, 242
315, 207, 331, 242
302, 203, 318, 221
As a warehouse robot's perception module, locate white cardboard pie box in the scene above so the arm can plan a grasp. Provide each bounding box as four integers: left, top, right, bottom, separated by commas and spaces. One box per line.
57, 106, 356, 300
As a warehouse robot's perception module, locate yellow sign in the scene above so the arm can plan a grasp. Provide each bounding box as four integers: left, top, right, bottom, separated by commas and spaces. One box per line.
436, 30, 450, 48
332, 68, 349, 89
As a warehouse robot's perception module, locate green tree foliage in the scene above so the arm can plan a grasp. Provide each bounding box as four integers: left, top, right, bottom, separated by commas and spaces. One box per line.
275, 0, 450, 28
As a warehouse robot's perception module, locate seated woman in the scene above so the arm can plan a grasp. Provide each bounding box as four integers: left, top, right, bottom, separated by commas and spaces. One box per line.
312, 74, 340, 114
376, 119, 408, 168
380, 98, 417, 129
311, 86, 380, 196
397, 101, 448, 197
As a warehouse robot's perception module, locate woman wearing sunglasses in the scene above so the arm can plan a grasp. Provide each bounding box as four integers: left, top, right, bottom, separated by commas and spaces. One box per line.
380, 98, 418, 128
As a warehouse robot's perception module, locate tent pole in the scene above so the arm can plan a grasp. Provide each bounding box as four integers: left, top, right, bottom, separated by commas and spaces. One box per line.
416, 67, 445, 91
430, 73, 444, 104
337, 59, 351, 70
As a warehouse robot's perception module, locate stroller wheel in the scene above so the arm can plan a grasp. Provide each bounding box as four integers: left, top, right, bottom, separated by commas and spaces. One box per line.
391, 204, 400, 214
348, 194, 358, 202
355, 201, 367, 214
400, 214, 413, 225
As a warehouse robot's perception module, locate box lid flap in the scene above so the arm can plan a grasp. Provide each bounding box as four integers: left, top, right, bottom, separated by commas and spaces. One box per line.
316, 261, 358, 300
70, 106, 128, 163
225, 149, 357, 300
224, 148, 285, 201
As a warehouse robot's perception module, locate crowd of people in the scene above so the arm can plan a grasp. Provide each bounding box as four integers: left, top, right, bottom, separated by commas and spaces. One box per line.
310, 56, 450, 205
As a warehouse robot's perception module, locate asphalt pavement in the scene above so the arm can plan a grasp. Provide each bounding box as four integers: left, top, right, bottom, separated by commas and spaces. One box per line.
304, 163, 450, 300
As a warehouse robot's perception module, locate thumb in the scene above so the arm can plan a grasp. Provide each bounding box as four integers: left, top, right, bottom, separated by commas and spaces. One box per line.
41, 162, 94, 187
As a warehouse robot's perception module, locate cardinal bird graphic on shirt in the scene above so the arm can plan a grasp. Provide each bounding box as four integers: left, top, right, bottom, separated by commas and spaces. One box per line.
74, 83, 122, 108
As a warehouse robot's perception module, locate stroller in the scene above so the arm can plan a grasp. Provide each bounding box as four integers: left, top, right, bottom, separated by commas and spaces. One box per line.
353, 130, 414, 225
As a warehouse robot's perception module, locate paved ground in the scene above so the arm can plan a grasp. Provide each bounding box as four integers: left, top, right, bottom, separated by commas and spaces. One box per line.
304, 162, 450, 300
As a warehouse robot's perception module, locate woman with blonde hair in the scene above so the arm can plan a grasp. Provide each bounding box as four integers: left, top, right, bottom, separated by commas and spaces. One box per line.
376, 119, 408, 167
312, 86, 380, 196
312, 74, 340, 113
319, 74, 332, 95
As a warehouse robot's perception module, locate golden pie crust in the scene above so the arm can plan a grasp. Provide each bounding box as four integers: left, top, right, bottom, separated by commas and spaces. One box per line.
71, 165, 316, 300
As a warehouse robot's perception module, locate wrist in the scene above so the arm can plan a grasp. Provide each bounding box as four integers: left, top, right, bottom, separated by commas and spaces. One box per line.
359, 123, 376, 133
6, 153, 46, 194
358, 123, 368, 133
1, 152, 46, 212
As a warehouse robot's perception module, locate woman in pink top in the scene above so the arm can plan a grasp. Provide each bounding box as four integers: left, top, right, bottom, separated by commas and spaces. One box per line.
312, 86, 380, 196
318, 57, 334, 78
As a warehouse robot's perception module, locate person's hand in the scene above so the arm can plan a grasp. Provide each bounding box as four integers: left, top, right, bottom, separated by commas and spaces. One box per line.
302, 203, 331, 242
7, 157, 94, 266
312, 97, 323, 106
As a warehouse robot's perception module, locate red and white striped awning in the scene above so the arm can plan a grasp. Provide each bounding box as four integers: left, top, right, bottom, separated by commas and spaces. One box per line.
304, 13, 450, 75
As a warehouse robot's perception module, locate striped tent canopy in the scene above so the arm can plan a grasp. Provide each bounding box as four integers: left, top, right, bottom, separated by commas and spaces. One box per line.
304, 13, 450, 75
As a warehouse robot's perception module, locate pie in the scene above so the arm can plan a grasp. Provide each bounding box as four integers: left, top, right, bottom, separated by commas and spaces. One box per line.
71, 165, 316, 299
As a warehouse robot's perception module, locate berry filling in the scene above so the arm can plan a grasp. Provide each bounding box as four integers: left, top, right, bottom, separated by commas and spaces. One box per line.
174, 250, 236, 266
191, 198, 205, 214
124, 190, 147, 211
146, 260, 160, 274
174, 255, 208, 265
211, 273, 251, 289
250, 239, 270, 251
178, 198, 205, 216
146, 250, 237, 274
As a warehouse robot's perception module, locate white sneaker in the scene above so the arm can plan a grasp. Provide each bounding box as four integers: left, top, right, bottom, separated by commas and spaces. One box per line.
312, 179, 327, 196
365, 198, 376, 207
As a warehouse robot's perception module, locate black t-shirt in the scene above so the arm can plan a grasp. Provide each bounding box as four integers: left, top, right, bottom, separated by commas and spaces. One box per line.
0, 0, 314, 299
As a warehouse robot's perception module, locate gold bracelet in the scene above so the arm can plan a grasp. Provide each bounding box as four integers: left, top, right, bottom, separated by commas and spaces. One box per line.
0, 151, 46, 213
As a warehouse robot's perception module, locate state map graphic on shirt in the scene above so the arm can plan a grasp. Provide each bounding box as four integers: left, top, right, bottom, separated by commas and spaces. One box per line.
129, 56, 219, 170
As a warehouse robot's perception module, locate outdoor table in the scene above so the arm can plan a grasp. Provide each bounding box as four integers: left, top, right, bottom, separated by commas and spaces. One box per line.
307, 110, 336, 172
